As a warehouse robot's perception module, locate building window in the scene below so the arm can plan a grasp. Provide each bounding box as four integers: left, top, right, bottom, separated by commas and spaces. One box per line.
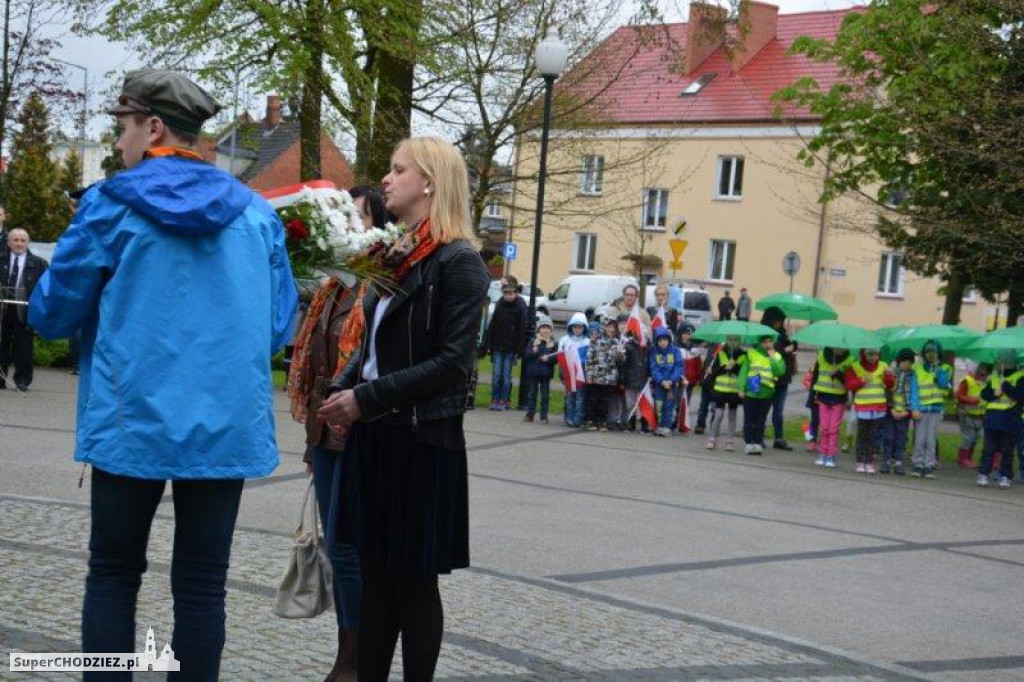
642, 189, 669, 230
485, 199, 502, 218
877, 252, 904, 296
963, 287, 979, 304
708, 239, 736, 282
573, 233, 597, 271
716, 156, 744, 199
681, 72, 716, 96
579, 155, 604, 195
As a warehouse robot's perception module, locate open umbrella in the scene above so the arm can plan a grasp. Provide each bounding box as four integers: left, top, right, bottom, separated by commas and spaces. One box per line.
876, 325, 910, 341
792, 321, 883, 350
883, 324, 982, 353
692, 320, 778, 344
960, 327, 1024, 363
754, 293, 838, 321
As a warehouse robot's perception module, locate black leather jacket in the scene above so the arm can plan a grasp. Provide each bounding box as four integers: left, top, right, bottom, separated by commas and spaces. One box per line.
329, 239, 489, 425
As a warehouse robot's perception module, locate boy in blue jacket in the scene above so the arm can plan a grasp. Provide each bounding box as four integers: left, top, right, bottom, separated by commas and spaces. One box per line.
910, 340, 952, 478
648, 326, 684, 436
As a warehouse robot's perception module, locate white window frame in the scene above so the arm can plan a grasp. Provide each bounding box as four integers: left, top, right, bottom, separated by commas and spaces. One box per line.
572, 233, 597, 272
641, 188, 669, 231
877, 252, 905, 297
485, 199, 502, 218
708, 239, 736, 283
579, 155, 604, 195
715, 155, 744, 199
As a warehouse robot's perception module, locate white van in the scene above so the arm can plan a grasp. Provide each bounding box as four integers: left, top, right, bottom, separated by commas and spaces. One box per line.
543, 274, 638, 324
643, 282, 713, 329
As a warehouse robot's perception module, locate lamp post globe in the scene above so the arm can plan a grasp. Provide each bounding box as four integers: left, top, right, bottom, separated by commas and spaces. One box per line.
535, 28, 568, 78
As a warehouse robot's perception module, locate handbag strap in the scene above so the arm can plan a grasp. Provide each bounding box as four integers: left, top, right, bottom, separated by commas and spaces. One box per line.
297, 480, 322, 548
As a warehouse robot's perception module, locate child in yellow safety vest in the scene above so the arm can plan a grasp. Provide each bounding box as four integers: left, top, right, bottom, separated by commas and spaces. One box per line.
977, 350, 1024, 488
809, 347, 852, 468
909, 340, 952, 478
881, 348, 918, 475
955, 362, 990, 469
736, 334, 786, 455
706, 335, 746, 451
843, 348, 895, 474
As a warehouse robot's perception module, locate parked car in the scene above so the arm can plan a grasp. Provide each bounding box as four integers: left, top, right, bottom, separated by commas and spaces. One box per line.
644, 282, 713, 329
543, 274, 638, 324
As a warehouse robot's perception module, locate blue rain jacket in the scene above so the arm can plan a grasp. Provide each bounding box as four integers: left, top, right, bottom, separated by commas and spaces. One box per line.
29, 154, 298, 480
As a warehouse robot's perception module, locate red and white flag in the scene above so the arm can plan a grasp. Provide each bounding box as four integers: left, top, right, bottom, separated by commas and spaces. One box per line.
630, 383, 658, 429
626, 306, 647, 347
677, 390, 691, 433
651, 308, 666, 330
557, 348, 586, 393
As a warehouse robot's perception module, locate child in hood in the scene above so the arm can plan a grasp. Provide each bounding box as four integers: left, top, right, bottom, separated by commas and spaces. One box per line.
522, 316, 558, 424
618, 311, 648, 432
844, 348, 895, 473
584, 316, 623, 430
955, 361, 990, 469
910, 340, 952, 478
648, 326, 684, 437
558, 312, 590, 427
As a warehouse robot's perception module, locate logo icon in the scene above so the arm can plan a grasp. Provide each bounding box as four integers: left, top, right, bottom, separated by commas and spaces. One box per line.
142, 627, 180, 672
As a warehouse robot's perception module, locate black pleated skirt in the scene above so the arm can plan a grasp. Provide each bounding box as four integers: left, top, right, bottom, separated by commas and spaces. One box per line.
336, 420, 469, 575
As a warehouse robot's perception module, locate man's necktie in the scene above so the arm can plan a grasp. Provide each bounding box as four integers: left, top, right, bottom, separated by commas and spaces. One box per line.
8, 256, 18, 290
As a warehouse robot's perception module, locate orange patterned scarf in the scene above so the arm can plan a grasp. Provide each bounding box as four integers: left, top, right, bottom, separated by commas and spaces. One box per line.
287, 218, 439, 422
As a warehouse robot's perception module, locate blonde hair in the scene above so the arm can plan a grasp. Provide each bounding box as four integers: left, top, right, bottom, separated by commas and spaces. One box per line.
394, 136, 474, 244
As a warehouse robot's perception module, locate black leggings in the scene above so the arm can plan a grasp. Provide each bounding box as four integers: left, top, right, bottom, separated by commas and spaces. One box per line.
359, 551, 444, 681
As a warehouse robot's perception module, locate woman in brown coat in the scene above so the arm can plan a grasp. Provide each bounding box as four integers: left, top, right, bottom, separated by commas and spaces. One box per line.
288, 186, 390, 682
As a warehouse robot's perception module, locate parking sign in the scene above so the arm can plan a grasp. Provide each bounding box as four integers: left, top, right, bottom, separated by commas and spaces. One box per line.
504, 242, 517, 261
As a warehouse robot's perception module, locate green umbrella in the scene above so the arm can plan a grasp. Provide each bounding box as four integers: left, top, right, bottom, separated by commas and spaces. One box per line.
754, 292, 838, 321
692, 320, 779, 344
960, 327, 1024, 363
876, 325, 910, 341
792, 321, 883, 350
882, 324, 982, 353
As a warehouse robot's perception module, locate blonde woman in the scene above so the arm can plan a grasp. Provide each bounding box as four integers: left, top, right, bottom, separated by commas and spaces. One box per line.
318, 136, 489, 680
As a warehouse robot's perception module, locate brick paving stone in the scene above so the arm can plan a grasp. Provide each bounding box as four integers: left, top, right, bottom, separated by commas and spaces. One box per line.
0, 497, 919, 680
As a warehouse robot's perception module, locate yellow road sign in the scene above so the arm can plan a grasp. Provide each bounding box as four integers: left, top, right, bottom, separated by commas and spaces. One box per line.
669, 259, 683, 271
669, 239, 688, 261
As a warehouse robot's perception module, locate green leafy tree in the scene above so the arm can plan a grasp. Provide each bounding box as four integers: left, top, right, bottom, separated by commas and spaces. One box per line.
5, 93, 67, 241
775, 0, 1024, 324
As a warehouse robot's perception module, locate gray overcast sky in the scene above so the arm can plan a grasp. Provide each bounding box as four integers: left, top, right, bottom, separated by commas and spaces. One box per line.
47, 0, 860, 138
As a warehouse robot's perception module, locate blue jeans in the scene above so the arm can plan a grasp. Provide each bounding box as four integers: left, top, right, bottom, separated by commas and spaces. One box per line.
311, 446, 362, 630
883, 416, 910, 463
565, 387, 586, 425
82, 467, 244, 681
770, 382, 788, 441
653, 384, 676, 428
491, 350, 515, 403
524, 377, 551, 419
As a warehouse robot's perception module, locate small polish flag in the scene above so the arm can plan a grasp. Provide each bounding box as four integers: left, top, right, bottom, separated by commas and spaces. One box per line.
677, 390, 691, 433
652, 309, 666, 330
626, 307, 647, 347
557, 348, 586, 393
630, 383, 658, 429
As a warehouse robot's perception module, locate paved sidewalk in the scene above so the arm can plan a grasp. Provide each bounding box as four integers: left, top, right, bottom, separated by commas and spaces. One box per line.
1, 494, 919, 680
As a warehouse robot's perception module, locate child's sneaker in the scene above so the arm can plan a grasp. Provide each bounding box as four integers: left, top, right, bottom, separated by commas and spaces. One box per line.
586, 423, 599, 431
706, 438, 717, 450
879, 460, 891, 474
923, 467, 935, 479
599, 425, 610, 432
854, 463, 866, 474
910, 467, 924, 478
539, 418, 549, 425
807, 442, 817, 453
725, 439, 736, 452
814, 456, 826, 467
489, 401, 501, 411
976, 473, 990, 487
997, 476, 1012, 489
824, 456, 837, 468
865, 463, 877, 474
893, 462, 906, 476
523, 414, 534, 422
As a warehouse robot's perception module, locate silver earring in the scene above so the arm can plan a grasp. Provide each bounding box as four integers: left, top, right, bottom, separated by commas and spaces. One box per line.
423, 187, 431, 195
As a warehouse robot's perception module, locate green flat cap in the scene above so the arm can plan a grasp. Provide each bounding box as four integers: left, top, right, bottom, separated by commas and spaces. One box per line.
107, 69, 221, 135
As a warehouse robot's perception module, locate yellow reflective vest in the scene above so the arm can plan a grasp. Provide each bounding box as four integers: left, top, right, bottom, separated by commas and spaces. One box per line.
961, 375, 986, 417
852, 361, 888, 406
813, 352, 850, 396
713, 350, 740, 394
913, 363, 945, 407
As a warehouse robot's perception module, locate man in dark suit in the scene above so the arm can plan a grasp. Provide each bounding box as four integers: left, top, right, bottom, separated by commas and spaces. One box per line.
1, 228, 48, 390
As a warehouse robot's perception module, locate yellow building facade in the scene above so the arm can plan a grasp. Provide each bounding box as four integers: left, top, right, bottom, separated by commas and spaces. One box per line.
504, 3, 1002, 331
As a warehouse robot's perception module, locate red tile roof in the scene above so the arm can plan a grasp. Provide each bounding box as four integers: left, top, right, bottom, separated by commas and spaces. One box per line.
561, 8, 858, 125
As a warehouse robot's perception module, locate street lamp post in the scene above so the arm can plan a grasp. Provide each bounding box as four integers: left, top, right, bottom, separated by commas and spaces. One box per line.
526, 28, 568, 325
54, 59, 88, 186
